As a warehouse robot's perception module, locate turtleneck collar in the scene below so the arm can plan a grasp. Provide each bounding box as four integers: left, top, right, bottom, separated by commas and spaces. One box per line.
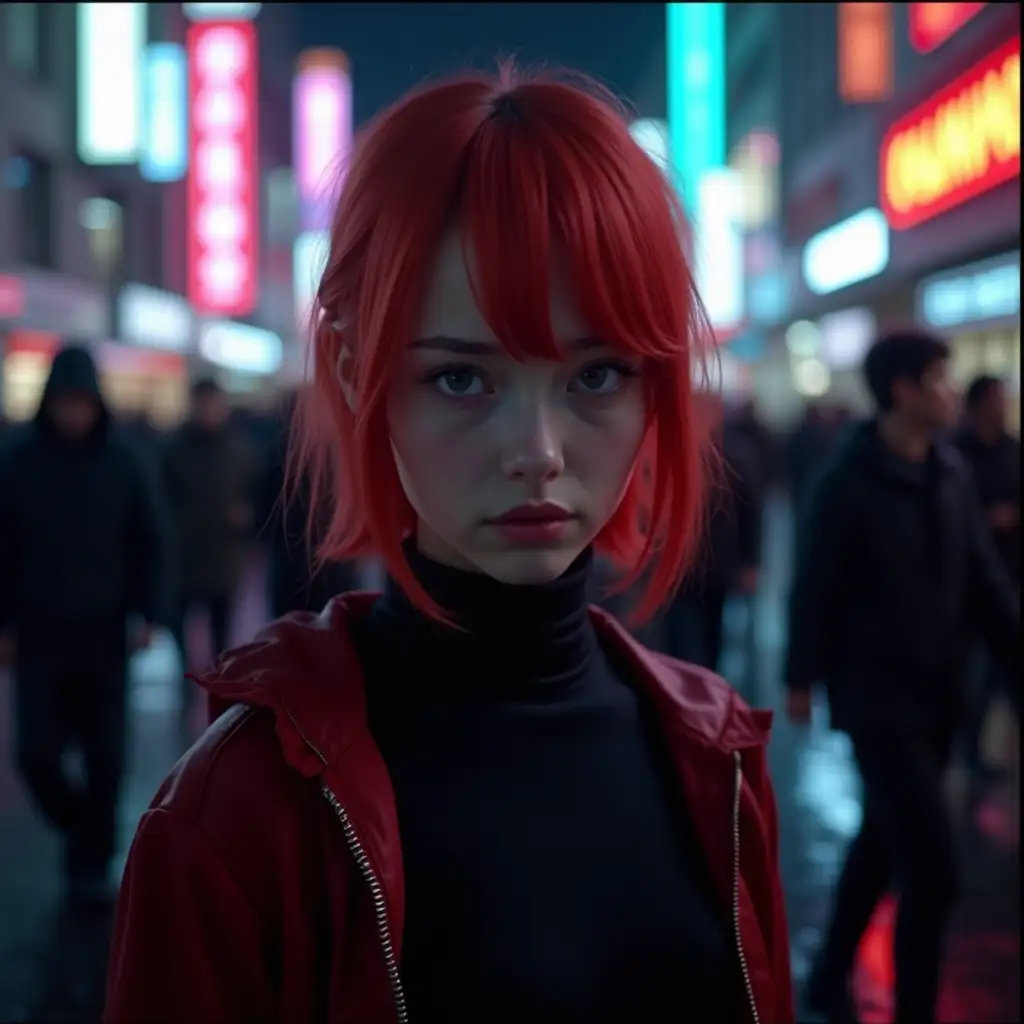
365, 540, 600, 699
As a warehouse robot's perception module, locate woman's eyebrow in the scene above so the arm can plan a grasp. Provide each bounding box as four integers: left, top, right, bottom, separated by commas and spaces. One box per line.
409, 335, 607, 355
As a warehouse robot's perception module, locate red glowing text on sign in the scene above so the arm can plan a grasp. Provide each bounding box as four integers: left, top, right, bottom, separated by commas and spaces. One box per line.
880, 37, 1019, 231
908, 3, 987, 54
186, 21, 258, 317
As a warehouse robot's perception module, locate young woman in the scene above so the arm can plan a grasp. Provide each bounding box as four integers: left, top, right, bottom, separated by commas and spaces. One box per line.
105, 67, 793, 1024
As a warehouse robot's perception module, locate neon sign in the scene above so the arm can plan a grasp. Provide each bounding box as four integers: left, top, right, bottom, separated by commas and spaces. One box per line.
293, 50, 352, 233
880, 37, 1019, 231
908, 3, 986, 54
186, 20, 259, 317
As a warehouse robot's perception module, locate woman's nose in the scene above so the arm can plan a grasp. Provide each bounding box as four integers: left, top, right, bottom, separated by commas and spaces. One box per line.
499, 403, 566, 483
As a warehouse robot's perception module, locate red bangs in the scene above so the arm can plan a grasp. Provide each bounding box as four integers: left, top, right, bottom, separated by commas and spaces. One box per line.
292, 63, 713, 624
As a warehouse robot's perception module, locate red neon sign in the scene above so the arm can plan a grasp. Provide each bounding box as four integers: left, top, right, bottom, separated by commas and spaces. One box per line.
186, 20, 259, 317
908, 2, 987, 54
880, 37, 1020, 231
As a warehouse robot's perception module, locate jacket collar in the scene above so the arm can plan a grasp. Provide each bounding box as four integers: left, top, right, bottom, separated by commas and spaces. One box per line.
197, 592, 771, 776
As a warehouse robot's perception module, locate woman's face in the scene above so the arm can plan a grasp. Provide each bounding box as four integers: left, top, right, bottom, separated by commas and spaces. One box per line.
387, 231, 647, 584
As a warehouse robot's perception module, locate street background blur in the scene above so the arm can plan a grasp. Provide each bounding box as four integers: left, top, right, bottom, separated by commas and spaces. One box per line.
0, 3, 1019, 1022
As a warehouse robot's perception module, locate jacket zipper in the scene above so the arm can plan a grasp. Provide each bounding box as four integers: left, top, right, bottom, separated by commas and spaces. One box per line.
283, 710, 409, 1023
732, 749, 760, 1024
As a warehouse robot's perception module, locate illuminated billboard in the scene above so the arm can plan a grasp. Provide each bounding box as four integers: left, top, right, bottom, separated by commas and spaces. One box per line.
666, 2, 725, 214
802, 207, 890, 296
908, 2, 986, 54
293, 50, 352, 233
142, 43, 189, 183
77, 4, 146, 165
186, 20, 259, 317
880, 37, 1020, 231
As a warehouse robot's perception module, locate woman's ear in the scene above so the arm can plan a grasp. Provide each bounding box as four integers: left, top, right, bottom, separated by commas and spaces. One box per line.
336, 344, 357, 412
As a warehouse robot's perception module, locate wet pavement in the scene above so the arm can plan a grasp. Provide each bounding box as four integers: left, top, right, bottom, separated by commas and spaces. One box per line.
0, 517, 1019, 1023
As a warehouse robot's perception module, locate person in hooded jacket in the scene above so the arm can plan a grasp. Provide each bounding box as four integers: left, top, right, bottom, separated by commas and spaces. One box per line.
105, 70, 794, 1024
0, 343, 171, 906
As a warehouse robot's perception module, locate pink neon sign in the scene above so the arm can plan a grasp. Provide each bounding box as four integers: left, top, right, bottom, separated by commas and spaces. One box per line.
293, 51, 352, 232
186, 20, 259, 317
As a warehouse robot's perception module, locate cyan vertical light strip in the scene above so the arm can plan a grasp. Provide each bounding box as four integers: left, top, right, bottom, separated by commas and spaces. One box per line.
141, 42, 189, 183
666, 2, 727, 215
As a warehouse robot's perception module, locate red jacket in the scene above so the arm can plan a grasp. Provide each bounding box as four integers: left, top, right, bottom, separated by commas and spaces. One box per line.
105, 593, 794, 1024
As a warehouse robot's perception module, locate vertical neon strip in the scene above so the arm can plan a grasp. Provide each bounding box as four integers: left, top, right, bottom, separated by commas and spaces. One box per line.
293, 51, 352, 233
142, 43, 189, 183
186, 19, 259, 317
666, 2, 726, 215
76, 3, 146, 164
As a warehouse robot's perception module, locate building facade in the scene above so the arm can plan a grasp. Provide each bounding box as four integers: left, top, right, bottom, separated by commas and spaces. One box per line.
727, 2, 1020, 424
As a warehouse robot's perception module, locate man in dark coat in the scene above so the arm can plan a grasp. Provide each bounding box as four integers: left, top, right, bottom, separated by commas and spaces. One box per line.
953, 373, 1021, 784
162, 377, 256, 674
785, 329, 1019, 1023
0, 344, 171, 905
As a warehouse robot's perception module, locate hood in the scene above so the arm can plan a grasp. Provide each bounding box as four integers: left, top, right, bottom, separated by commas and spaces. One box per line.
35, 343, 109, 430
194, 593, 772, 782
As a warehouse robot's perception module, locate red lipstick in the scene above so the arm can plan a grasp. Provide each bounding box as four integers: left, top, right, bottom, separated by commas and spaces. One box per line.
487, 502, 575, 545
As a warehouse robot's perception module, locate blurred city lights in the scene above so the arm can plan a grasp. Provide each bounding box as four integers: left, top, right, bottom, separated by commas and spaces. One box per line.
187, 20, 259, 317
198, 320, 283, 374
880, 36, 1020, 231
142, 43, 189, 183
293, 50, 352, 233
182, 3, 261, 21
802, 207, 890, 296
76, 4, 146, 165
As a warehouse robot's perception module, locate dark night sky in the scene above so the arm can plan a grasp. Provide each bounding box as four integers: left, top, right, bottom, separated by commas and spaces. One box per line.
295, 3, 666, 126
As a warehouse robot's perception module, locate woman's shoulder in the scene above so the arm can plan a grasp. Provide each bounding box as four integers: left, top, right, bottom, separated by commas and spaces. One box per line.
148, 704, 323, 858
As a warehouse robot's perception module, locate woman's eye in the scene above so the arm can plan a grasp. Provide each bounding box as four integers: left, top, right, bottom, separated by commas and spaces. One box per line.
571, 361, 635, 396
432, 369, 487, 398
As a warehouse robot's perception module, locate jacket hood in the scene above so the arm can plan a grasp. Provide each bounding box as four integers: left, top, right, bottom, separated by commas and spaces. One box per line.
35, 343, 109, 428
195, 593, 772, 780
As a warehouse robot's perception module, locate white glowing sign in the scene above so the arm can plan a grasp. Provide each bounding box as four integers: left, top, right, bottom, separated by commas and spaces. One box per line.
696, 168, 745, 332
77, 4, 146, 165
187, 20, 259, 317
199, 320, 283, 374
142, 43, 189, 183
118, 284, 194, 352
802, 207, 890, 297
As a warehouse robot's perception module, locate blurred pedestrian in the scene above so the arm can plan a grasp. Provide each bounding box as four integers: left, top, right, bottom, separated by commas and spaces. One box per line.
954, 374, 1021, 785
261, 389, 361, 617
163, 378, 256, 686
0, 343, 171, 907
784, 329, 1020, 1023
661, 393, 764, 672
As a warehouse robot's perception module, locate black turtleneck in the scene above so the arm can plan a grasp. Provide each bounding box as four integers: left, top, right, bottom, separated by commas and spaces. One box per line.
350, 543, 737, 1023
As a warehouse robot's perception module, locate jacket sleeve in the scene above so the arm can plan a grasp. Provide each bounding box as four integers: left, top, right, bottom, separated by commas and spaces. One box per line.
966, 486, 1020, 680
125, 445, 174, 627
105, 808, 274, 1024
784, 466, 850, 691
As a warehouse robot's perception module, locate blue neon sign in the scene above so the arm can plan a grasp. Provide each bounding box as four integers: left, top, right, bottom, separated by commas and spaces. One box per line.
141, 43, 188, 183
666, 2, 726, 216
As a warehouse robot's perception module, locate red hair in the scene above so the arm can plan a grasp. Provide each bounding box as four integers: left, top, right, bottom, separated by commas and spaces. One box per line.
292, 64, 714, 624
